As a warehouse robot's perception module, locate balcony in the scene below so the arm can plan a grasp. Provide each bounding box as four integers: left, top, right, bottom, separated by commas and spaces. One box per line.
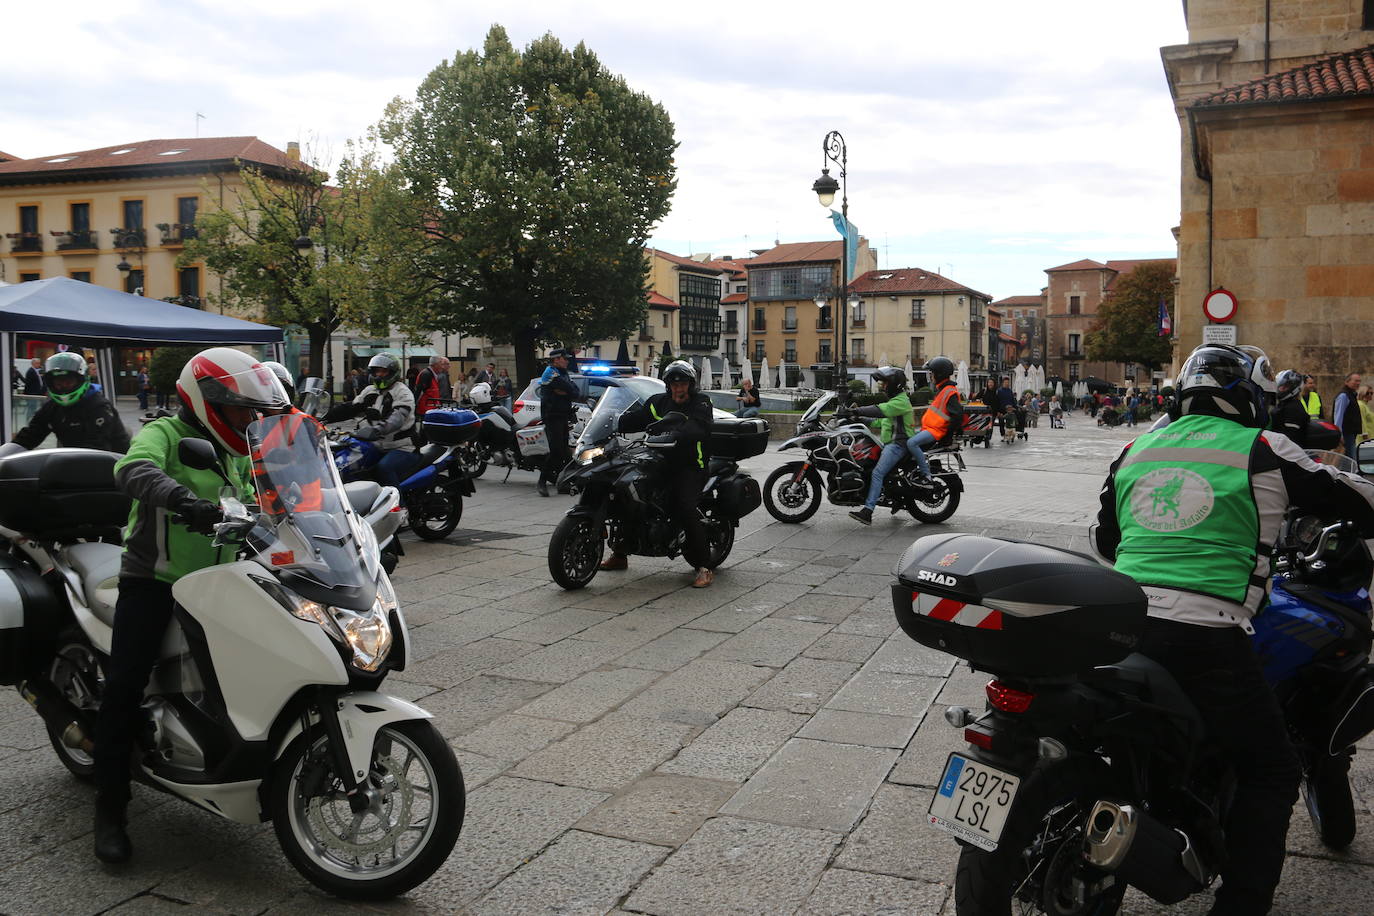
815, 318, 833, 331
751, 323, 767, 333
638, 329, 654, 341
109, 227, 147, 250
6, 233, 42, 254
157, 223, 197, 246
723, 323, 739, 335
909, 317, 926, 327
815, 350, 834, 364
782, 321, 798, 332
1061, 350, 1085, 360
54, 229, 97, 251
850, 317, 866, 328
850, 357, 871, 368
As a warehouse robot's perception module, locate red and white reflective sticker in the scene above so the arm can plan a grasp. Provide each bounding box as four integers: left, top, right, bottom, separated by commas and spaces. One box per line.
911, 591, 1003, 630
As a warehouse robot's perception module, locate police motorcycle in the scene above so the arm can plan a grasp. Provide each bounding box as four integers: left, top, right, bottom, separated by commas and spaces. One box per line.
1, 416, 464, 899
762, 390, 963, 525
546, 384, 767, 590
889, 482, 1374, 914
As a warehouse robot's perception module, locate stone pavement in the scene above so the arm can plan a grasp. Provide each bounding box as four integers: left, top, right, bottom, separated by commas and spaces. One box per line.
2, 417, 1373, 915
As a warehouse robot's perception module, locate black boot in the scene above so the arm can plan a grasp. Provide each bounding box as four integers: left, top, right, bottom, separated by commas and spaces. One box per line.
536, 480, 550, 497
93, 794, 132, 864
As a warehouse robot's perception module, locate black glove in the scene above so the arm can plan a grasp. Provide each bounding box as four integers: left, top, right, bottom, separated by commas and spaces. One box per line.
361, 392, 379, 408
174, 496, 222, 535
647, 411, 686, 434
834, 405, 851, 418
354, 425, 380, 442
362, 407, 382, 422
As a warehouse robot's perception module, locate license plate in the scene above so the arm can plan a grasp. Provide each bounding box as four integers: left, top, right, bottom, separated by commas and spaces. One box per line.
927, 752, 1021, 851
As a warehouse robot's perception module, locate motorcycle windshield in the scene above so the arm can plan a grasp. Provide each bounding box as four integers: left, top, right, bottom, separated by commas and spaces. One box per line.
1306, 448, 1359, 474
245, 414, 378, 597
574, 385, 641, 452
799, 391, 836, 425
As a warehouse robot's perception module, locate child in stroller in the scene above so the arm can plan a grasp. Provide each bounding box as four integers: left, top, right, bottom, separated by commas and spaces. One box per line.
1049, 396, 1064, 429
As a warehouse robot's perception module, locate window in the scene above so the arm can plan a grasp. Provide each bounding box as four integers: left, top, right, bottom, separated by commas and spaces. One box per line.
1068, 333, 1081, 355
753, 340, 765, 361
910, 337, 925, 360
735, 283, 746, 294
748, 265, 832, 300
724, 339, 737, 358
633, 345, 639, 357
178, 267, 201, 305
852, 300, 866, 325
752, 307, 766, 331
1069, 363, 1081, 381
124, 269, 143, 294
69, 202, 90, 233
818, 341, 832, 364
851, 338, 866, 360
784, 341, 797, 363
724, 310, 738, 333
593, 345, 601, 358
678, 271, 722, 350
64, 202, 94, 249
910, 298, 926, 321
69, 271, 91, 282
662, 313, 669, 328
1069, 295, 1081, 315
783, 306, 797, 331
176, 196, 199, 240
1366, 0, 1374, 30
122, 199, 144, 230
18, 205, 37, 235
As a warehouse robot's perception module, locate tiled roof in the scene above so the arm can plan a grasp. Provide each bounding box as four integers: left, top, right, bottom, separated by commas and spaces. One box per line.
1046, 259, 1108, 272
992, 295, 1043, 308
746, 241, 843, 266
649, 248, 723, 274
998, 332, 1019, 344
647, 290, 679, 309
1105, 258, 1176, 291
1192, 45, 1374, 109
849, 268, 991, 301
720, 292, 748, 304
0, 137, 307, 180
0, 150, 18, 162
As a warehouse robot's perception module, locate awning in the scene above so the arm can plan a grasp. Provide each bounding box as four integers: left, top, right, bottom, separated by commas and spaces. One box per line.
405, 346, 436, 358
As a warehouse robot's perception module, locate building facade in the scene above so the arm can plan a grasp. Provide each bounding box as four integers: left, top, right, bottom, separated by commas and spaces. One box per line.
1162, 1, 1374, 393
1042, 259, 1173, 385
992, 295, 1046, 369
847, 268, 993, 375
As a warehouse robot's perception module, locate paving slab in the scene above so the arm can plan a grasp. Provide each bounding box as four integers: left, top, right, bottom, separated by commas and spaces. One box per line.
452, 713, 578, 762
834, 783, 957, 884
659, 707, 809, 782
491, 607, 614, 645
487, 638, 626, 683
575, 775, 738, 847
720, 737, 898, 833
796, 867, 951, 915
407, 608, 537, 659
514, 667, 662, 723
742, 656, 860, 715
826, 667, 945, 721
797, 708, 920, 749
704, 618, 832, 667
471, 830, 666, 916
510, 713, 697, 792
684, 581, 811, 633
803, 631, 885, 664
613, 628, 732, 672
867, 635, 959, 677
389, 637, 534, 690
422, 675, 556, 736
617, 657, 773, 726
623, 816, 840, 916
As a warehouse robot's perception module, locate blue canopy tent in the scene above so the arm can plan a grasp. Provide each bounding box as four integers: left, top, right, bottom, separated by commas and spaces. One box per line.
0, 277, 284, 440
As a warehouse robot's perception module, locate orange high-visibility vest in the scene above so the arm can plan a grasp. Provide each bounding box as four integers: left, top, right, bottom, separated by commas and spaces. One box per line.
922, 384, 959, 437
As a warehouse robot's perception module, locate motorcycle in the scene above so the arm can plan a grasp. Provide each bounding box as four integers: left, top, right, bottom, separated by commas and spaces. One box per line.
762, 391, 964, 525
1, 419, 465, 899
327, 408, 479, 542
547, 385, 767, 590
890, 488, 1374, 912
469, 403, 551, 479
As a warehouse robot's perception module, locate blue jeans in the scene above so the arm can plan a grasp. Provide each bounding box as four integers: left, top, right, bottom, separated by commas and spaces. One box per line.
905, 429, 936, 477
864, 442, 907, 510
736, 406, 760, 418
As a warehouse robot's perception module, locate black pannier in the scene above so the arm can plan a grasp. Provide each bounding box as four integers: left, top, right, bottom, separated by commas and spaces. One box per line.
710, 417, 769, 462
0, 551, 63, 685
715, 474, 762, 520
0, 449, 131, 539
423, 408, 481, 446
890, 532, 1146, 678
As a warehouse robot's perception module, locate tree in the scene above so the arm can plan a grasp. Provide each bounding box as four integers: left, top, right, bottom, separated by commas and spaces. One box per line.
378, 25, 678, 385
149, 346, 199, 399
180, 142, 416, 380
1084, 260, 1176, 371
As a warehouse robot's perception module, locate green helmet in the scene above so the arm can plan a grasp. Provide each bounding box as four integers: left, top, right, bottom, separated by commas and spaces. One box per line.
45, 352, 90, 406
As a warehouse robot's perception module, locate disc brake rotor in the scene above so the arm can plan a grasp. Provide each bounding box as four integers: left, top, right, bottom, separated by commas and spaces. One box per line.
306, 751, 417, 858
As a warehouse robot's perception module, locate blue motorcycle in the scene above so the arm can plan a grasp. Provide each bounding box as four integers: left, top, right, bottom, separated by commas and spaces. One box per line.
329, 409, 480, 542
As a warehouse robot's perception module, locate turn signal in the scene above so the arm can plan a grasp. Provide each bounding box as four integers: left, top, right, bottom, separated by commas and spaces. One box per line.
986, 679, 1035, 713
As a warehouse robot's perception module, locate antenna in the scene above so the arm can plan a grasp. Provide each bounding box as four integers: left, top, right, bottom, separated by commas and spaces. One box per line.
775, 221, 780, 247
882, 233, 890, 269
195, 112, 206, 138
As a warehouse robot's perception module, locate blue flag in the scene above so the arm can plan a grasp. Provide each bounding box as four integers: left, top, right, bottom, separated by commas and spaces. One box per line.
829, 210, 859, 283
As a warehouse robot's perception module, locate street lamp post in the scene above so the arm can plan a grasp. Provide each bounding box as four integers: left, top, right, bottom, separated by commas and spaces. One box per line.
294, 204, 331, 390
812, 130, 849, 401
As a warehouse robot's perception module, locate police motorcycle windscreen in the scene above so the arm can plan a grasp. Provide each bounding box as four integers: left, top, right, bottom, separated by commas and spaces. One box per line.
245, 415, 378, 610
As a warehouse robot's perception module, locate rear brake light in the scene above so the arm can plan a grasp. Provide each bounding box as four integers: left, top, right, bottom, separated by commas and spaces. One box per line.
986, 679, 1035, 713
514, 400, 525, 411
964, 727, 994, 750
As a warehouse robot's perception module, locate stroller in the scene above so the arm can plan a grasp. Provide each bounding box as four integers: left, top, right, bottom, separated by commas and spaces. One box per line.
999, 406, 1029, 443
1049, 403, 1064, 429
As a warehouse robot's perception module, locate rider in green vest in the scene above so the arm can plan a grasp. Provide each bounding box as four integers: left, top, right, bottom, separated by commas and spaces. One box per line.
1095, 343, 1374, 916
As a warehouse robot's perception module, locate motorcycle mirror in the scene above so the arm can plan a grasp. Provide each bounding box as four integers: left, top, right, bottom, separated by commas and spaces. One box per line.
178, 438, 234, 489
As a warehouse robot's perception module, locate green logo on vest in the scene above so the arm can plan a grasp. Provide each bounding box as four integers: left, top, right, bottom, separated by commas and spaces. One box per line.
1130, 468, 1214, 532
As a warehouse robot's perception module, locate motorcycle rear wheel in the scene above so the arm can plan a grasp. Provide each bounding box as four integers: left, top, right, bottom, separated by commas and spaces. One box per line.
548, 515, 604, 590
909, 478, 961, 524
272, 719, 464, 900
44, 634, 103, 781
409, 484, 462, 541
1304, 752, 1357, 849
704, 513, 735, 569
763, 464, 823, 523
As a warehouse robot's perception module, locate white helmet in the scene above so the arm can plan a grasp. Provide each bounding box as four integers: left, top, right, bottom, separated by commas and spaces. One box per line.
177, 348, 289, 455
469, 381, 492, 407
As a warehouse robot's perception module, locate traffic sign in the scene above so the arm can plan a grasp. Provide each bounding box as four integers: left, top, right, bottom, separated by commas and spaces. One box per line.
1203, 288, 1237, 323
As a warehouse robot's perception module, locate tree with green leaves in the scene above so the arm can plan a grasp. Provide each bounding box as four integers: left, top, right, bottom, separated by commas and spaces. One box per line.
180, 142, 416, 380
379, 25, 678, 384
1085, 260, 1176, 371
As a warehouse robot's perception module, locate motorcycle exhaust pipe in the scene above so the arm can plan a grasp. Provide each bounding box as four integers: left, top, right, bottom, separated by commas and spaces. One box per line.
1082, 800, 1208, 905
18, 677, 94, 753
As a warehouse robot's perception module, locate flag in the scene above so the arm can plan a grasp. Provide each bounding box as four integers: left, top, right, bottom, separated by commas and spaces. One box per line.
1157, 297, 1172, 337
829, 210, 859, 283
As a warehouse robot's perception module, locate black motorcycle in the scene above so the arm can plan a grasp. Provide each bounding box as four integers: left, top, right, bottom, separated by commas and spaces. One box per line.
763, 391, 963, 525
891, 516, 1374, 914
548, 385, 767, 590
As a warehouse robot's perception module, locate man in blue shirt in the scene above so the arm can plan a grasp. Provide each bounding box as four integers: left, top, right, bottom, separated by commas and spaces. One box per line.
537, 349, 578, 496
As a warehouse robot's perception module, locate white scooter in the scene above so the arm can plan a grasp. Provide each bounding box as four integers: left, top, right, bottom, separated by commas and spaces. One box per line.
0, 416, 463, 900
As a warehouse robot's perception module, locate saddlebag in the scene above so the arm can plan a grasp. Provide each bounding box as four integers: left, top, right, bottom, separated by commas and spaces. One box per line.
710, 417, 770, 461
0, 552, 63, 685
0, 448, 131, 539
715, 474, 762, 520
891, 533, 1146, 677
422, 408, 481, 446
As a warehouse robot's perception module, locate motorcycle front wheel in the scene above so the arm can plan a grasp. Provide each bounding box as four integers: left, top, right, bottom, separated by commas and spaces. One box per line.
548, 514, 604, 590
704, 512, 735, 569
763, 463, 823, 523
272, 718, 465, 900
409, 484, 462, 541
1304, 752, 1357, 849
909, 477, 961, 524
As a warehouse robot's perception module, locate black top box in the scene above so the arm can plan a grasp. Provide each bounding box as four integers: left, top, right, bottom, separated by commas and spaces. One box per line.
710, 417, 769, 462
422, 408, 481, 445
890, 532, 1145, 678
0, 448, 131, 538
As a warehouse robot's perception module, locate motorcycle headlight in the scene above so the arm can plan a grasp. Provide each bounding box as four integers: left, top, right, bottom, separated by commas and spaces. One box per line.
252, 575, 346, 643
252, 574, 394, 671
578, 446, 605, 464
338, 606, 392, 672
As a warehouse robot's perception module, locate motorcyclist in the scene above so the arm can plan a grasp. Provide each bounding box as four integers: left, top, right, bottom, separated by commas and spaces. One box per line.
93, 347, 285, 864
600, 360, 716, 588
906, 356, 962, 480
536, 348, 578, 497
6, 351, 130, 454
1094, 343, 1374, 915
1269, 368, 1309, 449
845, 365, 914, 526
322, 353, 416, 489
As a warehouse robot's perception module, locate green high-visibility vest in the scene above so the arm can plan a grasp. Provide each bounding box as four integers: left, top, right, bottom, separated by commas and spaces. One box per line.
1113, 414, 1260, 604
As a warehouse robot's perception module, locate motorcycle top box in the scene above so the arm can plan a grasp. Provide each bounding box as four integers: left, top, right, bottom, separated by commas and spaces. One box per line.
0, 448, 131, 538
891, 532, 1146, 677
422, 408, 481, 445
710, 417, 770, 462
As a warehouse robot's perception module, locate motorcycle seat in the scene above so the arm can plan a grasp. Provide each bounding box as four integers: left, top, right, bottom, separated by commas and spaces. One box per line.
418, 443, 448, 464
65, 541, 123, 628
1095, 652, 1206, 742
343, 481, 383, 515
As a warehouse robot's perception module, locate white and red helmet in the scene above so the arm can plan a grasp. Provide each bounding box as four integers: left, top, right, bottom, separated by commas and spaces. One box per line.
177, 348, 289, 455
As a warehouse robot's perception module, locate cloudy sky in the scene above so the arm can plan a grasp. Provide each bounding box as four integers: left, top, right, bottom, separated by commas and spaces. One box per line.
5, 0, 1187, 300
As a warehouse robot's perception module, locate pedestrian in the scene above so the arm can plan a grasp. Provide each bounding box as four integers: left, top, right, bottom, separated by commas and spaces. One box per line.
136, 365, 150, 411
735, 377, 761, 418
1028, 392, 1041, 428
1300, 375, 1323, 419
342, 368, 362, 401
494, 368, 513, 409
536, 349, 577, 497
1125, 392, 1138, 427
411, 355, 452, 419
1359, 385, 1374, 445
475, 362, 495, 386
1333, 371, 1363, 457
1049, 395, 1064, 428
23, 358, 44, 395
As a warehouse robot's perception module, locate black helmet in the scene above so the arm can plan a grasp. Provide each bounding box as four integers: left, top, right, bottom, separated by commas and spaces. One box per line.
367, 352, 401, 390
924, 356, 954, 383
1275, 369, 1303, 402
873, 365, 907, 394
662, 360, 698, 394
1177, 344, 1274, 427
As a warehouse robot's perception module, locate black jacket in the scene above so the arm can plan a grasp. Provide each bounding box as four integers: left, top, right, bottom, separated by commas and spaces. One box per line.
1269, 397, 1309, 448
617, 392, 713, 470
13, 390, 130, 453
538, 366, 579, 423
